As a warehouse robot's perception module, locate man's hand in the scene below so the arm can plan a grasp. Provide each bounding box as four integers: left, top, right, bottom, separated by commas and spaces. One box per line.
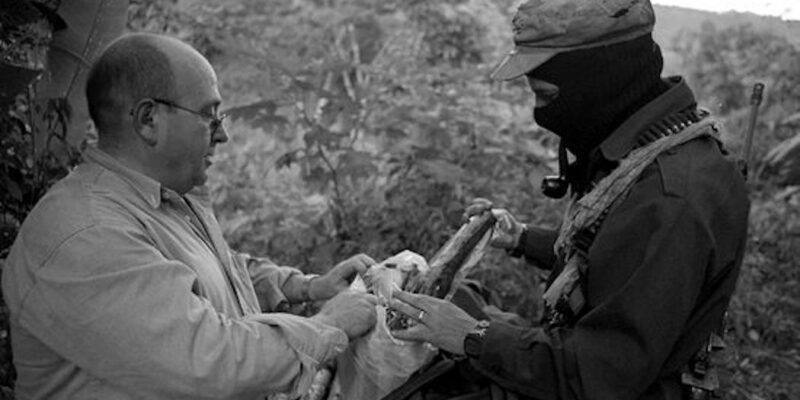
312, 290, 378, 339
388, 290, 478, 355
311, 253, 375, 301
463, 198, 525, 250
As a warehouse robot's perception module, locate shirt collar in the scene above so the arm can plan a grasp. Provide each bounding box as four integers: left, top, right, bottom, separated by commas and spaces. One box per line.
84, 146, 214, 209
186, 185, 212, 207
84, 146, 165, 208
597, 76, 697, 161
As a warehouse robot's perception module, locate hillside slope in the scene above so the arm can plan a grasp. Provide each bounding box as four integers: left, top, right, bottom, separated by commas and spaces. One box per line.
653, 5, 800, 74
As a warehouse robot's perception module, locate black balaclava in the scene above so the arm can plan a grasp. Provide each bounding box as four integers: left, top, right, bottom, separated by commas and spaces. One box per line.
530, 33, 670, 161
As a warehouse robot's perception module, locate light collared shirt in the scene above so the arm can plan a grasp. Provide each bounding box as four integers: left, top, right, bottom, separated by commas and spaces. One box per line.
2, 146, 347, 399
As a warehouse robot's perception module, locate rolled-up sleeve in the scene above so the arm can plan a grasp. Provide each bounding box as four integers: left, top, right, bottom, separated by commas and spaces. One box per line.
236, 253, 313, 312
247, 313, 347, 393
19, 222, 347, 399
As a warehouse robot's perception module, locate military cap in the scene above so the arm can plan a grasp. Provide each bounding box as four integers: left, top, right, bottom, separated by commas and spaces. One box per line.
490, 0, 656, 80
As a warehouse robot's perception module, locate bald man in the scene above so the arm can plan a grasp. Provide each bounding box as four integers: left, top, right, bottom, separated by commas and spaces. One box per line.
2, 33, 378, 399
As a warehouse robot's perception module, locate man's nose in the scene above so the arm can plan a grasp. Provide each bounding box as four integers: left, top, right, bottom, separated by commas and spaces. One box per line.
212, 122, 230, 144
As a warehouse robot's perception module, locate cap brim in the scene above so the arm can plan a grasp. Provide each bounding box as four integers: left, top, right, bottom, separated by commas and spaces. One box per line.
489, 49, 557, 81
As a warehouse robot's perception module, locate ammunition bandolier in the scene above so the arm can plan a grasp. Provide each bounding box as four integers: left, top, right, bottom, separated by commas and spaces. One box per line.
545, 108, 715, 326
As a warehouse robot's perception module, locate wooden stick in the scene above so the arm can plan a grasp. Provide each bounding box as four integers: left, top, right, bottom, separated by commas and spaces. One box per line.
406, 212, 496, 298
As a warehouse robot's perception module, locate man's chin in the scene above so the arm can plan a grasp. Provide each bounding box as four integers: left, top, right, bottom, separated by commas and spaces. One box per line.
193, 171, 209, 188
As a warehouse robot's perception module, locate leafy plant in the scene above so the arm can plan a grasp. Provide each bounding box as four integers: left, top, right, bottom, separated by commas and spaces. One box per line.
195, 0, 563, 273
675, 22, 800, 172
0, 90, 81, 394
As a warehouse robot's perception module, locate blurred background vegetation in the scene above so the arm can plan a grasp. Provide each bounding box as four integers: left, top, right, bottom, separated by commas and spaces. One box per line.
1, 0, 798, 399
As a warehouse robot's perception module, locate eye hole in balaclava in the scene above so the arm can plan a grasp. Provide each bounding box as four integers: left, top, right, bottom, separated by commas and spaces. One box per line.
528, 34, 668, 160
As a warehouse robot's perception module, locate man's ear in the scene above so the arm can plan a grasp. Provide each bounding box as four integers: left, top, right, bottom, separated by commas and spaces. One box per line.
131, 99, 159, 146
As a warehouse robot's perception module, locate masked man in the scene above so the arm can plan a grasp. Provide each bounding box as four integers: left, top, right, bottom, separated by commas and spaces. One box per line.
389, 1, 749, 399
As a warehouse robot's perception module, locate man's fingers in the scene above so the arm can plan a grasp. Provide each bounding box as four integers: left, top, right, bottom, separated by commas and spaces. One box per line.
362, 292, 379, 305
337, 254, 375, 278
388, 296, 421, 319
464, 204, 491, 218
471, 197, 493, 208
391, 290, 428, 310
354, 253, 376, 267
496, 212, 510, 231
463, 198, 494, 221
390, 324, 428, 343
349, 260, 368, 275
359, 254, 376, 268
348, 256, 374, 282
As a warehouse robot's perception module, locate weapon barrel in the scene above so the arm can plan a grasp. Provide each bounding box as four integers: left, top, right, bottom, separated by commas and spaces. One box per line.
742, 83, 764, 179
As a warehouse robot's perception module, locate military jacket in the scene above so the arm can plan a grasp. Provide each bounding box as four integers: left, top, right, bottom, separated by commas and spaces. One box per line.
472, 78, 750, 400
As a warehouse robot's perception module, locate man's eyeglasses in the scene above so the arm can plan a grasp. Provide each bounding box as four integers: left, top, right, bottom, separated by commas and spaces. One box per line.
144, 98, 228, 135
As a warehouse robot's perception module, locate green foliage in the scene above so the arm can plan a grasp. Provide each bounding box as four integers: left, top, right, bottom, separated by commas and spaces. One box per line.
0, 90, 81, 393
1, 95, 79, 246
127, 0, 223, 60
676, 22, 800, 112
188, 0, 564, 283
721, 186, 800, 399
0, 1, 52, 70
675, 22, 800, 172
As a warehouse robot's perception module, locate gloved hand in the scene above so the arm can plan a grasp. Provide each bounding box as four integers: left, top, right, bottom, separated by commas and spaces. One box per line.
310, 253, 376, 301
463, 198, 525, 251
312, 290, 378, 339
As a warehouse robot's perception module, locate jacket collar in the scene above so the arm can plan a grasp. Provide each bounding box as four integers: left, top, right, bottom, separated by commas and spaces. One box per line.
596, 76, 696, 162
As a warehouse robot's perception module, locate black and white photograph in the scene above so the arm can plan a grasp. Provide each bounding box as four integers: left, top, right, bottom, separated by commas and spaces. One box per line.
0, 0, 797, 399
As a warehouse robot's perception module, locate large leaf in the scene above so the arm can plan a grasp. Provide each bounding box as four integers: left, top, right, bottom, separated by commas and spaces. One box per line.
337, 150, 377, 181
0, 64, 41, 101
764, 133, 800, 185
416, 159, 467, 183
226, 99, 290, 129
35, 0, 128, 150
